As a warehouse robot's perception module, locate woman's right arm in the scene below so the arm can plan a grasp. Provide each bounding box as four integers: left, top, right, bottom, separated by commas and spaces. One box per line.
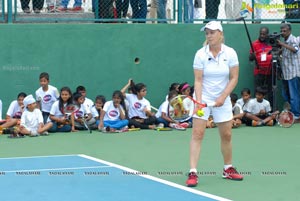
193, 69, 203, 103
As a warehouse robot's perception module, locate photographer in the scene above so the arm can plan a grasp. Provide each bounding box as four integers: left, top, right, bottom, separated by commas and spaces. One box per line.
277, 23, 300, 122
249, 27, 273, 107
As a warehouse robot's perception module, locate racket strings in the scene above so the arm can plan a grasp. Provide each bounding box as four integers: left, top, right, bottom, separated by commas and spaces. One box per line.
277, 111, 294, 127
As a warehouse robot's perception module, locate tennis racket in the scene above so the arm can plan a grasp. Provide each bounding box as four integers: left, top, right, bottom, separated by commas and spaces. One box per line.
277, 110, 294, 128
168, 95, 215, 122
65, 104, 92, 132
156, 127, 172, 131
128, 128, 141, 132
83, 114, 92, 134
151, 105, 159, 112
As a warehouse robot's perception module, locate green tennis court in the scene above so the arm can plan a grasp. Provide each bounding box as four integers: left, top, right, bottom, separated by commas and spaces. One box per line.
0, 123, 299, 201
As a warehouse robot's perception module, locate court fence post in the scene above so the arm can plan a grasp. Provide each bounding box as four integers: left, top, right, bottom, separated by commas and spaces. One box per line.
177, 0, 182, 23
7, 0, 13, 23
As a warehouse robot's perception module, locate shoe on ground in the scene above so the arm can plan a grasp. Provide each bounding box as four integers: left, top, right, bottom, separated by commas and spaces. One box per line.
70, 6, 83, 12
30, 131, 39, 137
41, 131, 49, 136
252, 120, 263, 127
157, 123, 164, 129
8, 133, 25, 138
169, 123, 186, 131
119, 126, 129, 132
56, 6, 67, 12
186, 172, 198, 187
222, 167, 243, 180
23, 8, 31, 13
266, 120, 274, 126
179, 122, 189, 128
33, 8, 41, 13
105, 126, 117, 133
47, 5, 55, 12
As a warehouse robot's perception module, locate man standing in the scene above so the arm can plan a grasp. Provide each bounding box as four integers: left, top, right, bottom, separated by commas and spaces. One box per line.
249, 26, 273, 108
204, 0, 220, 22
278, 23, 300, 122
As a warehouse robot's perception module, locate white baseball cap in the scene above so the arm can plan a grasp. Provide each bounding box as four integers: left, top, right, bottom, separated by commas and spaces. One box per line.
23, 94, 36, 108
200, 21, 223, 32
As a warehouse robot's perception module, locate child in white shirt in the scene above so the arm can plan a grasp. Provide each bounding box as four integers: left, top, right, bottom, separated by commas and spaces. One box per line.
121, 79, 157, 129
73, 92, 96, 130
243, 87, 279, 126
20, 95, 53, 136
98, 91, 128, 132
0, 92, 27, 130
35, 72, 59, 124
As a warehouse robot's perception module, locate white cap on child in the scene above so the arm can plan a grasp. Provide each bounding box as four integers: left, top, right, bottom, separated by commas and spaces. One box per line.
23, 94, 36, 108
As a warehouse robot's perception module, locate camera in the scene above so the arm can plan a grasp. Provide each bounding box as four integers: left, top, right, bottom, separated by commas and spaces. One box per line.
267, 32, 281, 47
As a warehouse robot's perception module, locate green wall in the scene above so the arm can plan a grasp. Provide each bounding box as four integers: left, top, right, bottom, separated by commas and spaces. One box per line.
0, 24, 290, 114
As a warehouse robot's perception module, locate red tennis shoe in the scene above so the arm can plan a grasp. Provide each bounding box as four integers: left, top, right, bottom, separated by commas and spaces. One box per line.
222, 167, 243, 180
186, 172, 198, 187
179, 122, 190, 128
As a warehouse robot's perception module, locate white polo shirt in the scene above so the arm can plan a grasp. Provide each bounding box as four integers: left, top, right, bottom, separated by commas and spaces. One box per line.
155, 100, 169, 118
125, 93, 151, 119
247, 99, 271, 114
6, 100, 23, 118
35, 85, 59, 113
48, 100, 65, 122
103, 100, 125, 121
21, 108, 43, 130
193, 44, 239, 103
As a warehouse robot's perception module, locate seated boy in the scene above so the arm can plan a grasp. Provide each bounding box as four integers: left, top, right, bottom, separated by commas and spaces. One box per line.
0, 92, 27, 133
242, 87, 279, 126
19, 95, 53, 137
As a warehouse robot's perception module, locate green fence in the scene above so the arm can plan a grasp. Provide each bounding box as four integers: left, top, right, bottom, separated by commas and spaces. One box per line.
0, 23, 291, 115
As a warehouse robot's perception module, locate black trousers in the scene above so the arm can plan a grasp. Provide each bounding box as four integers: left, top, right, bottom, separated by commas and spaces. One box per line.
21, 0, 44, 10
205, 0, 220, 21
128, 116, 157, 129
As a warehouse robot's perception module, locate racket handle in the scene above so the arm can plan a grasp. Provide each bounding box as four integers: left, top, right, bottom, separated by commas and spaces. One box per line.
151, 105, 158, 112
197, 102, 215, 108
206, 102, 216, 107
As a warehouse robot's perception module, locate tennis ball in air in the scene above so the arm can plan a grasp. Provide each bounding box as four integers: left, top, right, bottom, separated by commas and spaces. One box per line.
196, 109, 205, 117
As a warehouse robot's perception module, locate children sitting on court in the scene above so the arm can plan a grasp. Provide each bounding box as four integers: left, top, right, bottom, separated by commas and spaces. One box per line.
238, 87, 279, 127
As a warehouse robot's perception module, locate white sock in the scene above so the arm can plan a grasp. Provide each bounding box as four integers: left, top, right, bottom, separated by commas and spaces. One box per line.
189, 168, 197, 173
224, 164, 233, 170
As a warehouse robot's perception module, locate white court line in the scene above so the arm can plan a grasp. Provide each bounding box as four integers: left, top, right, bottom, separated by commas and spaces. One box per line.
2, 165, 112, 173
79, 154, 232, 201
0, 154, 79, 160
